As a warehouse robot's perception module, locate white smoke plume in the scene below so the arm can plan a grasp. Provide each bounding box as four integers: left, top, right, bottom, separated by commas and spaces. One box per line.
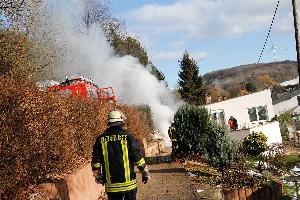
43, 0, 180, 143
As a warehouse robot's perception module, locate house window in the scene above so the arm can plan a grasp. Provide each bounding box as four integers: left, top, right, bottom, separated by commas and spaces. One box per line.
211, 110, 225, 126
248, 107, 257, 122
247, 106, 268, 122
257, 106, 268, 120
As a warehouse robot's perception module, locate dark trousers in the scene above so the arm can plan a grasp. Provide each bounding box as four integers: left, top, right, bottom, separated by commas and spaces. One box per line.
107, 189, 137, 200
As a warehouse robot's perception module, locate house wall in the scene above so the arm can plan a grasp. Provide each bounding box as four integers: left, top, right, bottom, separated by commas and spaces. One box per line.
205, 90, 274, 129
280, 77, 298, 86
250, 121, 282, 145
273, 95, 298, 115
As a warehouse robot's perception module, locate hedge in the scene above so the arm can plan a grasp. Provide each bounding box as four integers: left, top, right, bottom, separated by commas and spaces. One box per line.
0, 76, 151, 199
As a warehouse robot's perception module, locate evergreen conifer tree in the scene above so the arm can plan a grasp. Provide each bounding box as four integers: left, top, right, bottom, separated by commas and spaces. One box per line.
178, 51, 206, 105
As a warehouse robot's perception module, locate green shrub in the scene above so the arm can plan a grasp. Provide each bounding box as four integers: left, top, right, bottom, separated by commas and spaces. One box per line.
204, 122, 238, 171
285, 154, 300, 168
172, 105, 210, 156
260, 144, 285, 174
242, 132, 267, 157
246, 82, 257, 93
278, 111, 293, 142
172, 105, 237, 172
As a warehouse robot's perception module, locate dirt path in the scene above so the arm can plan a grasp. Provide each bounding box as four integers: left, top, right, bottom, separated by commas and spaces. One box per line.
136, 162, 222, 200
283, 144, 300, 155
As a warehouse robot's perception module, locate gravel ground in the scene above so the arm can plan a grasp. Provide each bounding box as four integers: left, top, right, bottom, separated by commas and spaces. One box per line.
136, 162, 223, 200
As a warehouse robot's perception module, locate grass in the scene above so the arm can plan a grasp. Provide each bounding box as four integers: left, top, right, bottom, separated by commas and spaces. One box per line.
280, 153, 300, 199
285, 153, 300, 168
281, 183, 300, 200
246, 156, 260, 163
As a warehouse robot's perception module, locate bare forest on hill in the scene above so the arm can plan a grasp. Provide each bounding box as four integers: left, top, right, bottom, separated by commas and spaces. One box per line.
203, 60, 298, 91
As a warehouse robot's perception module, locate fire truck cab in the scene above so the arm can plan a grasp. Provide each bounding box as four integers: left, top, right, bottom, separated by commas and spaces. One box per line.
48, 76, 116, 103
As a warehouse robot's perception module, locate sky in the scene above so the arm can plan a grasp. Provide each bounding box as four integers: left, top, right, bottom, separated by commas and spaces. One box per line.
111, 0, 298, 88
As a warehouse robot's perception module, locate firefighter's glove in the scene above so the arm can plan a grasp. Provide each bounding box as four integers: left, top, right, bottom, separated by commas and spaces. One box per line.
93, 170, 104, 185
142, 166, 150, 184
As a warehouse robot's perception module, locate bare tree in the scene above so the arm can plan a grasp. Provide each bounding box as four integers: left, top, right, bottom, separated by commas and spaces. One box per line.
1, 0, 28, 30
82, 0, 111, 30
1, 1, 65, 80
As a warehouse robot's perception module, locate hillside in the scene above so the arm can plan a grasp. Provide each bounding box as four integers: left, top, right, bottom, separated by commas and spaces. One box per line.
203, 60, 298, 91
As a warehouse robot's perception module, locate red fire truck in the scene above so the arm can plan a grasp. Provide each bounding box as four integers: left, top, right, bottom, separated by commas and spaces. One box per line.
48, 76, 116, 103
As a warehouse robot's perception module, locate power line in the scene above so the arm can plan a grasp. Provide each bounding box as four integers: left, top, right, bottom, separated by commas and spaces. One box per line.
256, 0, 280, 64
245, 0, 280, 85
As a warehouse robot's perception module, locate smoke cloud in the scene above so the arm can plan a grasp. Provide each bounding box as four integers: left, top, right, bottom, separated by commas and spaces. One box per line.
43, 0, 180, 143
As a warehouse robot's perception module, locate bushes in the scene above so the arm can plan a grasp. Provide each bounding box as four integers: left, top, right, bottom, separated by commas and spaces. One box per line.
242, 132, 267, 157
204, 122, 237, 171
284, 154, 300, 169
0, 77, 151, 199
172, 105, 237, 171
172, 105, 210, 156
0, 31, 36, 76
260, 144, 285, 174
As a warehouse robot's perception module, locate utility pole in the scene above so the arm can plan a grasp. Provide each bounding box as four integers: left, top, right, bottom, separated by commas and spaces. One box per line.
292, 0, 300, 84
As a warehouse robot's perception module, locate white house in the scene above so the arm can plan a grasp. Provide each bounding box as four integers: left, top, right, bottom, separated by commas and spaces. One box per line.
280, 77, 298, 86
274, 77, 300, 114
203, 78, 300, 144
228, 121, 282, 145
204, 89, 275, 129
250, 121, 282, 145
273, 95, 299, 115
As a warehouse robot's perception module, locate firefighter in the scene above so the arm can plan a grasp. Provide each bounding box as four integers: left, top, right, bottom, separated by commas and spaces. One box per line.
168, 124, 176, 142
168, 123, 178, 153
91, 110, 150, 200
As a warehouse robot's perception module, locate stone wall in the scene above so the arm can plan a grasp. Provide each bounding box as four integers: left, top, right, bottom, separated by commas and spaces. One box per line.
32, 164, 106, 200
143, 139, 165, 157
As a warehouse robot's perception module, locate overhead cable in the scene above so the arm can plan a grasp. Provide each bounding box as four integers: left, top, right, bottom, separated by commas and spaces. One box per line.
256, 0, 280, 64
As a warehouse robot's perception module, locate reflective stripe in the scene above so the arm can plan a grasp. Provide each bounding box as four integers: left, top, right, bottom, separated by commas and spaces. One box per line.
102, 142, 111, 184
92, 163, 101, 168
105, 181, 137, 193
105, 179, 136, 188
135, 158, 145, 167
121, 140, 130, 182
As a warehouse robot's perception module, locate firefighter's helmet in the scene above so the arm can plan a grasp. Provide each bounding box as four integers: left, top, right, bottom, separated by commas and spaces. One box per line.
108, 110, 126, 123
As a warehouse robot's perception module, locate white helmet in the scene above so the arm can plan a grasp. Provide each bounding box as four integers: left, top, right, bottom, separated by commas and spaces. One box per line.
108, 110, 125, 123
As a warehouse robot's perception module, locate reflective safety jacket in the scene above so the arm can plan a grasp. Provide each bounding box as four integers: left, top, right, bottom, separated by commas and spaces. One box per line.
91, 126, 146, 193
168, 126, 176, 141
